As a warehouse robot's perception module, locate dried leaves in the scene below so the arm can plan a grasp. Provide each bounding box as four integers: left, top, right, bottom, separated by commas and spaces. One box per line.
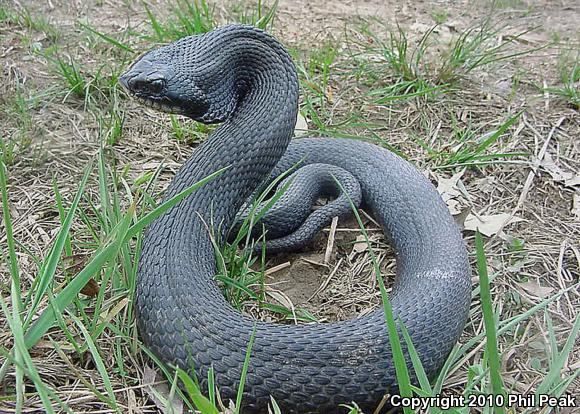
541, 153, 580, 188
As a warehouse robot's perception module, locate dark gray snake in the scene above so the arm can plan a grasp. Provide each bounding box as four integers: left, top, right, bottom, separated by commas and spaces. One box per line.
119, 25, 471, 413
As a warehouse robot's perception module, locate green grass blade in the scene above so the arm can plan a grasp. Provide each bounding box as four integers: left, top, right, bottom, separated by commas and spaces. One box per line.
367, 230, 413, 412
475, 231, 505, 407
0, 296, 57, 414
373, 83, 447, 103
25, 163, 92, 328
214, 274, 260, 300
97, 149, 112, 232
125, 166, 228, 241
143, 3, 166, 42
454, 112, 522, 165
235, 324, 257, 412
434, 282, 578, 396
167, 370, 181, 413
1, 165, 229, 400
79, 21, 134, 53
400, 323, 432, 394
52, 176, 73, 257
0, 143, 21, 304
260, 302, 318, 323
1, 147, 26, 407
254, 0, 279, 29
336, 177, 413, 411
23, 203, 135, 349
535, 310, 580, 395
207, 365, 216, 406
69, 312, 118, 410
136, 344, 194, 411
548, 369, 579, 398
269, 396, 282, 414
230, 164, 297, 247
472, 112, 521, 155
176, 368, 220, 414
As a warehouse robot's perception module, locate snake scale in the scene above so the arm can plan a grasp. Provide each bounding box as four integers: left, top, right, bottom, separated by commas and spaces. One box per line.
119, 25, 471, 414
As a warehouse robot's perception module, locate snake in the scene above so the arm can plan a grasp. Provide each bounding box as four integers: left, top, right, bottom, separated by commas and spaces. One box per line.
119, 24, 471, 414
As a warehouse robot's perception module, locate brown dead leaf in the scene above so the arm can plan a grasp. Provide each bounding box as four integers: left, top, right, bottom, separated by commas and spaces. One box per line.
541, 153, 580, 187
326, 86, 334, 103
436, 170, 466, 215
294, 113, 308, 137
80, 278, 100, 297
471, 176, 497, 194
64, 254, 89, 274
518, 281, 555, 299
573, 193, 580, 220
352, 234, 368, 254
64, 254, 99, 298
453, 207, 472, 229
464, 213, 524, 237
143, 365, 183, 414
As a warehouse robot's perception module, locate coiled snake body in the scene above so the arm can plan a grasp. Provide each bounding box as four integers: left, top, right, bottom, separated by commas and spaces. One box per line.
120, 25, 471, 413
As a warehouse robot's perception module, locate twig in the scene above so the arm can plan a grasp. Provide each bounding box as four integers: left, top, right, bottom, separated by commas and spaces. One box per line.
264, 261, 291, 276
324, 216, 339, 265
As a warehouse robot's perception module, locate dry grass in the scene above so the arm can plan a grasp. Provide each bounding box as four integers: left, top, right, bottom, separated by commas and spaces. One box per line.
0, 0, 578, 413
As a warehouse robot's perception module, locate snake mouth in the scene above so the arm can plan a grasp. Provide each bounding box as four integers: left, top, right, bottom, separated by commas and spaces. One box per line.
121, 82, 211, 120
129, 92, 187, 115
120, 84, 188, 115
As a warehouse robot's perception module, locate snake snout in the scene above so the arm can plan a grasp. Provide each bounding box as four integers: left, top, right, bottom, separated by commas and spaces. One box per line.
120, 59, 168, 98
123, 73, 166, 95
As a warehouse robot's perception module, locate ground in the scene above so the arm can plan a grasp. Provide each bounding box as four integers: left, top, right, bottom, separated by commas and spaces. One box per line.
0, 0, 578, 413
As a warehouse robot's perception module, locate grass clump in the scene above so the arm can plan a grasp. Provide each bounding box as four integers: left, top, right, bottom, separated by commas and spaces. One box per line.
215, 169, 318, 323
545, 49, 579, 109
2, 83, 37, 165
170, 114, 213, 143
295, 42, 340, 131
430, 10, 448, 25
357, 21, 439, 101
52, 54, 86, 98
231, 0, 279, 30
416, 111, 526, 169
143, 0, 279, 43
0, 142, 228, 407
144, 0, 216, 42
0, 5, 60, 42
43, 43, 129, 105
437, 19, 545, 84
293, 42, 369, 138
353, 18, 545, 104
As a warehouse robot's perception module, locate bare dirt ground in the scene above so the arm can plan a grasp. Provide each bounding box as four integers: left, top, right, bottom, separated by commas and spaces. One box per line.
0, 0, 579, 413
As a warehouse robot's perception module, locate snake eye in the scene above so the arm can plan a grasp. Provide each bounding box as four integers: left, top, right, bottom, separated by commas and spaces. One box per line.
149, 78, 166, 94
122, 75, 166, 96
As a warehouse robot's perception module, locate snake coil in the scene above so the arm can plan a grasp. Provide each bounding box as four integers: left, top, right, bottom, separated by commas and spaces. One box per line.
120, 25, 471, 414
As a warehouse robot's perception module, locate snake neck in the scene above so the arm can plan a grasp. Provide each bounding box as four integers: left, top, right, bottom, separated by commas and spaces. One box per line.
164, 27, 299, 241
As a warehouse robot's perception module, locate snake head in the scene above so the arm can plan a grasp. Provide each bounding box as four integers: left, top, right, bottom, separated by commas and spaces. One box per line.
120, 29, 239, 123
